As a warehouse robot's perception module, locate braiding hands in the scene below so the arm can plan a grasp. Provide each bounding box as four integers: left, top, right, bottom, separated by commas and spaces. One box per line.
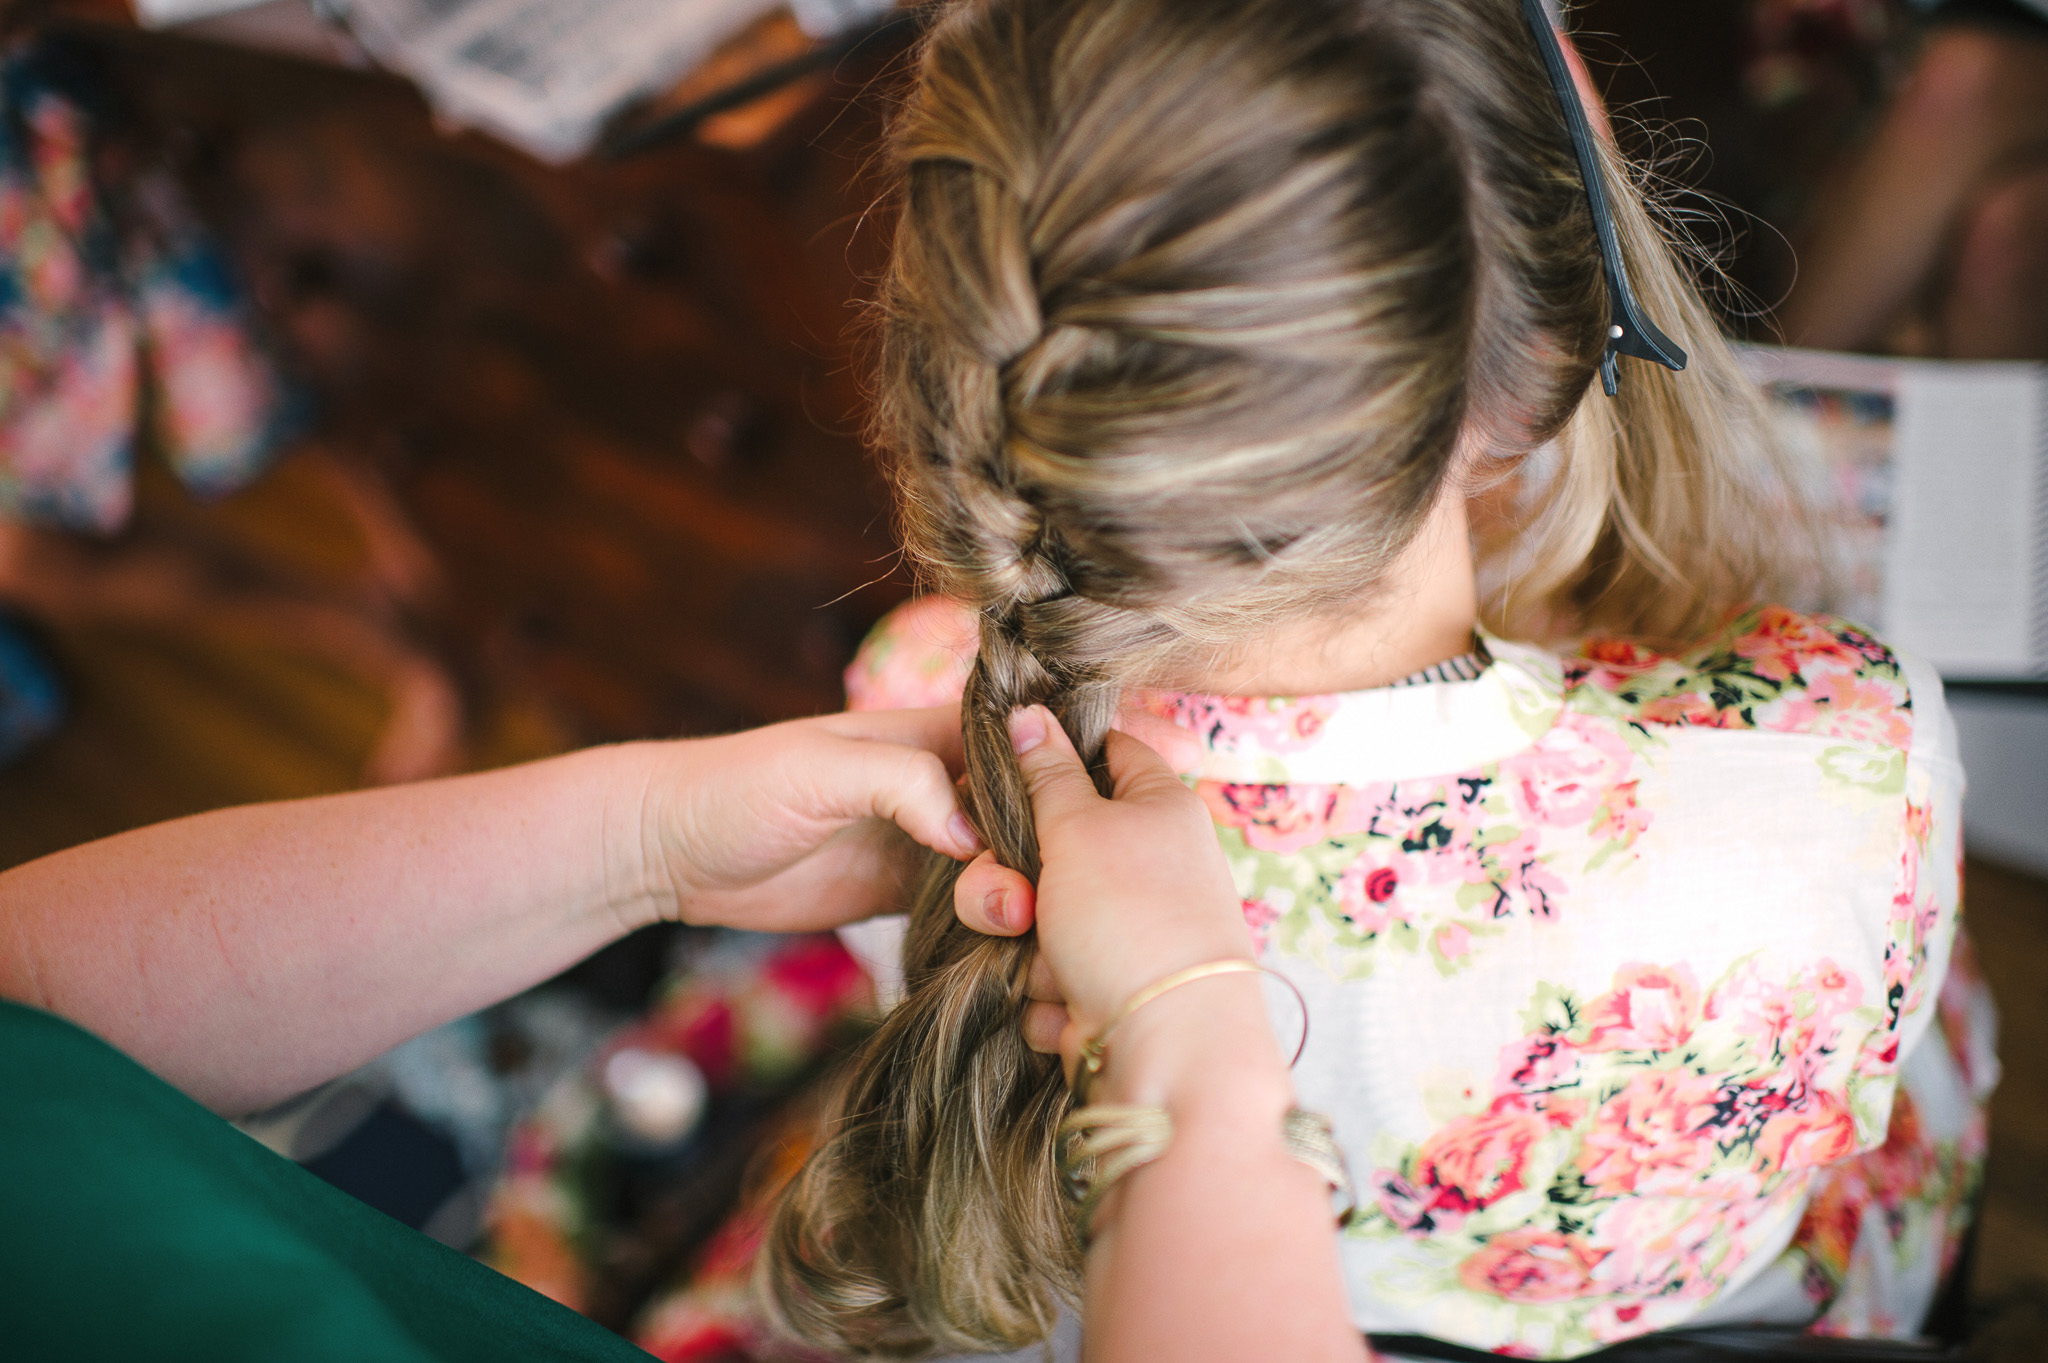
640, 707, 983, 934
953, 706, 1257, 1071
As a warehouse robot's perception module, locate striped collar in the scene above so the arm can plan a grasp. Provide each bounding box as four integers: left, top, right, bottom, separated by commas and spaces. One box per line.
1387, 639, 1492, 688
1121, 631, 1564, 786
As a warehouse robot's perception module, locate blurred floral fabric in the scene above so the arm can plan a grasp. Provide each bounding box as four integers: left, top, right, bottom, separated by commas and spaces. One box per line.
484, 932, 873, 1361
0, 38, 296, 533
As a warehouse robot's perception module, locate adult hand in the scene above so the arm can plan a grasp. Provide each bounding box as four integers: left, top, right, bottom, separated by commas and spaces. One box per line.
646, 707, 983, 934
949, 706, 1254, 1072
948, 715, 1353, 1363
0, 706, 981, 1114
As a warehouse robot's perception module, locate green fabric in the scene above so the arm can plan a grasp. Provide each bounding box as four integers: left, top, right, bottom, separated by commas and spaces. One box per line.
0, 999, 654, 1363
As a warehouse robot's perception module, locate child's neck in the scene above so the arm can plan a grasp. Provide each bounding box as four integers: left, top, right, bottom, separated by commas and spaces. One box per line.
1171, 490, 1481, 697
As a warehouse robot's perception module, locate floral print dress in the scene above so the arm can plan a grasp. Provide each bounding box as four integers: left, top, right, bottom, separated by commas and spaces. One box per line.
841, 597, 1995, 1358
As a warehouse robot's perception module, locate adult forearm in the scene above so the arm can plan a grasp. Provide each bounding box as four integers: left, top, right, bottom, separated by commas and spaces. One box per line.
968, 716, 1370, 1360
0, 742, 670, 1115
1081, 986, 1370, 1363
0, 708, 973, 1116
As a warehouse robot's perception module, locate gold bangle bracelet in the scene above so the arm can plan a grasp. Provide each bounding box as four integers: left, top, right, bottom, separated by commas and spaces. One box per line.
1058, 1103, 1174, 1239
1057, 1102, 1357, 1242
1074, 959, 1306, 1105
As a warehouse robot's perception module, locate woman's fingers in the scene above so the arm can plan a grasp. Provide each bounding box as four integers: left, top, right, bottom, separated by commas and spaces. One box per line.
1008, 706, 1102, 833
658, 709, 982, 926
813, 732, 983, 862
1100, 727, 1194, 803
1022, 1000, 1068, 1055
682, 820, 912, 932
953, 850, 1036, 935
817, 705, 967, 775
1023, 950, 1062, 1003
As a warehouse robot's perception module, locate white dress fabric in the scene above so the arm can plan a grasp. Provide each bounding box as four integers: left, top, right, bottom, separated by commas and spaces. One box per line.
842, 598, 1996, 1357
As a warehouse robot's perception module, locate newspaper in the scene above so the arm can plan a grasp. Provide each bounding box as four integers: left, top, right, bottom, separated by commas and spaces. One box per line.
1743, 346, 2048, 679
342, 0, 791, 160
133, 0, 281, 21
138, 0, 899, 162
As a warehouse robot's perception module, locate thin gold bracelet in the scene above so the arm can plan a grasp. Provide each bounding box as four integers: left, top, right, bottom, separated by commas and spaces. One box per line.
1074, 958, 1306, 1105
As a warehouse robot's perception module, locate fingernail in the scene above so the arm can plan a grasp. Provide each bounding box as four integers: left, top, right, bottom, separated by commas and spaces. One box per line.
947, 812, 980, 855
983, 889, 1011, 933
1008, 706, 1046, 755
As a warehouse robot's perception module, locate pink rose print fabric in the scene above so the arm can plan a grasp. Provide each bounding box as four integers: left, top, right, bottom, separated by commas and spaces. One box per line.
1367, 952, 1919, 1340
840, 593, 977, 712
834, 599, 1984, 1356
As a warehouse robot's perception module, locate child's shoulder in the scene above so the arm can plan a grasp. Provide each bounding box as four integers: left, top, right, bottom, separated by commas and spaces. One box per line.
844, 596, 979, 712
846, 599, 1925, 749
1557, 606, 1915, 748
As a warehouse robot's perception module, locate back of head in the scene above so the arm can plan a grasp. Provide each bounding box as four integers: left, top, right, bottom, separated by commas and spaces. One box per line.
763, 0, 1802, 1353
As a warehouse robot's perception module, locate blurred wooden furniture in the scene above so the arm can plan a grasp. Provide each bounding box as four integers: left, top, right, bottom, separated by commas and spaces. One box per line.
0, 15, 910, 867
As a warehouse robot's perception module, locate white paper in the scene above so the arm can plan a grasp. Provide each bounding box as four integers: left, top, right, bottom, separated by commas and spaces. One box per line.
144, 0, 902, 161
1888, 364, 2047, 677
788, 0, 896, 38
133, 0, 276, 23
1742, 346, 2048, 679
341, 0, 790, 161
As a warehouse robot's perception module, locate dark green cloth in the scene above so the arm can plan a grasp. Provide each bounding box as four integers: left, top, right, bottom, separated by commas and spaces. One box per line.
0, 999, 655, 1362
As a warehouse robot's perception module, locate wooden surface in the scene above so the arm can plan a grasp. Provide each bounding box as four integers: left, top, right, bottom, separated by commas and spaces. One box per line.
1967, 856, 2048, 1304
0, 21, 913, 867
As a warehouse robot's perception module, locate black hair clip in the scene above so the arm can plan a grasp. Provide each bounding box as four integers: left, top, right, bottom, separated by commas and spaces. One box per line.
1519, 0, 1686, 396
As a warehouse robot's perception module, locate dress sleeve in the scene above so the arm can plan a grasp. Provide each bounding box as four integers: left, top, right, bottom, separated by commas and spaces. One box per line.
1874, 649, 1968, 1091
843, 596, 978, 712
1787, 650, 1990, 1335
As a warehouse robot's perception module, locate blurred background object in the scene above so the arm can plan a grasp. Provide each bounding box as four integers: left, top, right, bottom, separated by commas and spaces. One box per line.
1737, 345, 2045, 873
1575, 0, 2048, 361
0, 0, 920, 868
129, 0, 904, 161
1775, 0, 2048, 359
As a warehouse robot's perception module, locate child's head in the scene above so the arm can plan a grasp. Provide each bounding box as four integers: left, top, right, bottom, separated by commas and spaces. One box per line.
766, 0, 1801, 1351
878, 0, 1790, 667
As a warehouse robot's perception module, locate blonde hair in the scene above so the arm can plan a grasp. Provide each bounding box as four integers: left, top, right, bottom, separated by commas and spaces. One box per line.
763, 0, 1809, 1353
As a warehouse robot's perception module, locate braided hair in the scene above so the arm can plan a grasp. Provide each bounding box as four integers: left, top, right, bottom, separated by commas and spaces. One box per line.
763, 0, 1803, 1353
